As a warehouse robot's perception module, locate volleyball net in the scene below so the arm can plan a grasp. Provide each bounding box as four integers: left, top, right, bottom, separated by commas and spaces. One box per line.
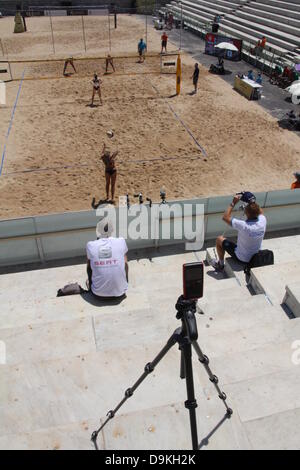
2, 53, 177, 81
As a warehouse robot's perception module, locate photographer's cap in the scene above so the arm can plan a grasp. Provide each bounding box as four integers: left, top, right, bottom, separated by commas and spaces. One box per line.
241, 191, 256, 204
294, 171, 300, 178
96, 219, 114, 238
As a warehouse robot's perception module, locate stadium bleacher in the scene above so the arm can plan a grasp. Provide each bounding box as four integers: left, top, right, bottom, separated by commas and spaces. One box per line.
165, 0, 300, 68
1, 233, 300, 449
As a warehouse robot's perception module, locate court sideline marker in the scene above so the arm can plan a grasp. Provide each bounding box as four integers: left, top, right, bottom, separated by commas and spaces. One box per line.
0, 69, 25, 177
150, 81, 208, 158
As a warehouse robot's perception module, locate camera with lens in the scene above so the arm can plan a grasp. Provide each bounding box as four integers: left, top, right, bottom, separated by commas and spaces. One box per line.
236, 191, 256, 204
160, 188, 166, 204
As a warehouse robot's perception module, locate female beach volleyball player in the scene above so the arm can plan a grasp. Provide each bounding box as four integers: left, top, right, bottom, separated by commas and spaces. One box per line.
91, 73, 102, 106
101, 143, 118, 202
63, 57, 76, 76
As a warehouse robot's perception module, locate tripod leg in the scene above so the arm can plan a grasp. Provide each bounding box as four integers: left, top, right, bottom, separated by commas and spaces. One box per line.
180, 349, 185, 379
181, 341, 199, 450
192, 341, 233, 416
91, 327, 182, 449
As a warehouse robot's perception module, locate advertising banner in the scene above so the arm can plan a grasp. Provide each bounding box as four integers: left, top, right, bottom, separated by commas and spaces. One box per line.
205, 33, 242, 61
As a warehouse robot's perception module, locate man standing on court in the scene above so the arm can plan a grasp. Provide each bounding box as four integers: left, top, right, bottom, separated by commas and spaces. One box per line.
138, 38, 147, 63
191, 63, 199, 94
161, 31, 168, 53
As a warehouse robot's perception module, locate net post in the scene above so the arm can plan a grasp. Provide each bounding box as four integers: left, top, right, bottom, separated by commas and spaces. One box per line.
8, 61, 13, 81
49, 11, 56, 55
108, 10, 112, 52
81, 15, 87, 53
0, 39, 5, 58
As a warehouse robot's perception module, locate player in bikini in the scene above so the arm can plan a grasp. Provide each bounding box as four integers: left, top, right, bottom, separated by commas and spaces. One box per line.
63, 57, 76, 76
91, 73, 102, 106
105, 54, 115, 73
101, 143, 118, 203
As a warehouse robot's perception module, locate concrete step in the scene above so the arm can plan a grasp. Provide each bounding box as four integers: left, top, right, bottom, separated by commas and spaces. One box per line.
235, 10, 300, 38
0, 316, 96, 366
226, 13, 300, 44
282, 282, 300, 318
258, 0, 300, 13
218, 23, 291, 54
253, 1, 300, 18
243, 407, 300, 450
225, 367, 300, 423
0, 345, 205, 439
220, 18, 299, 51
197, 294, 287, 336
244, 5, 300, 26
249, 261, 300, 306
262, 235, 300, 264
199, 337, 300, 385
180, 0, 235, 14
206, 246, 248, 286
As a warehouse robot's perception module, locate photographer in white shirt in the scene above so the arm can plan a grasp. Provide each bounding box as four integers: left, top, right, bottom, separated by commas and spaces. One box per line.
86, 219, 128, 299
210, 192, 267, 271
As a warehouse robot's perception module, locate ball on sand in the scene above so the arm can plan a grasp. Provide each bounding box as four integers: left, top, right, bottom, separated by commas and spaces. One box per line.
107, 130, 114, 138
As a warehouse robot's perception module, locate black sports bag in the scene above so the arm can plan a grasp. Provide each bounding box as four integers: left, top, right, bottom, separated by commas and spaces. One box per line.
244, 249, 274, 275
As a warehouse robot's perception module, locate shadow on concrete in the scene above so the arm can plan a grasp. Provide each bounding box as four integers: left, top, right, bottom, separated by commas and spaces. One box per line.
80, 291, 126, 307
198, 413, 231, 449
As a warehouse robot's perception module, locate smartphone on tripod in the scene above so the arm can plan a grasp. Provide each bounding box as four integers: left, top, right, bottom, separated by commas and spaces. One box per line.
183, 262, 204, 300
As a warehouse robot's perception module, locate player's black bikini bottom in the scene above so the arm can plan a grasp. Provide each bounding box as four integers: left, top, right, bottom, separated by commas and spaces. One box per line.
106, 168, 116, 176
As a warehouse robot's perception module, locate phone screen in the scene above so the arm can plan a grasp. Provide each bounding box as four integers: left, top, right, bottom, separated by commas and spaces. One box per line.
183, 262, 204, 300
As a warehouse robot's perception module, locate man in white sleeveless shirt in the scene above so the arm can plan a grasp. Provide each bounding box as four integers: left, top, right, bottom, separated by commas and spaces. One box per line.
86, 219, 128, 299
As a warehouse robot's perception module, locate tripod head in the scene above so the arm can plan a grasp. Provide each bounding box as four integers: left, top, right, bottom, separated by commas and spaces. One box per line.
134, 193, 143, 204
175, 295, 198, 341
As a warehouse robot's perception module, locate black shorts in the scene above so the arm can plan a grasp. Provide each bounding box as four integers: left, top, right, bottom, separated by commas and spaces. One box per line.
222, 239, 239, 260
162, 40, 167, 47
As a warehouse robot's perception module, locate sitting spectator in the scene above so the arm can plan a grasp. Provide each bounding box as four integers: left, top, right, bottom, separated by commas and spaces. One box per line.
247, 70, 254, 81
291, 171, 300, 190
210, 193, 267, 271
256, 72, 262, 85
86, 219, 128, 299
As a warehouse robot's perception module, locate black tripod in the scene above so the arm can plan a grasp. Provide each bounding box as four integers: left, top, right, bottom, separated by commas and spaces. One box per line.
91, 295, 233, 450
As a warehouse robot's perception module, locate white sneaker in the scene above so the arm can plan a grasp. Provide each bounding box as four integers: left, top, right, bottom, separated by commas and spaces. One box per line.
210, 258, 224, 271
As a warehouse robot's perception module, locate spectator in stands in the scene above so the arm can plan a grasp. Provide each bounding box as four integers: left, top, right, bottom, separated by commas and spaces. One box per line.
210, 193, 267, 271
291, 171, 300, 190
138, 38, 147, 63
252, 36, 266, 56
260, 36, 266, 49
161, 31, 168, 53
86, 219, 128, 299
